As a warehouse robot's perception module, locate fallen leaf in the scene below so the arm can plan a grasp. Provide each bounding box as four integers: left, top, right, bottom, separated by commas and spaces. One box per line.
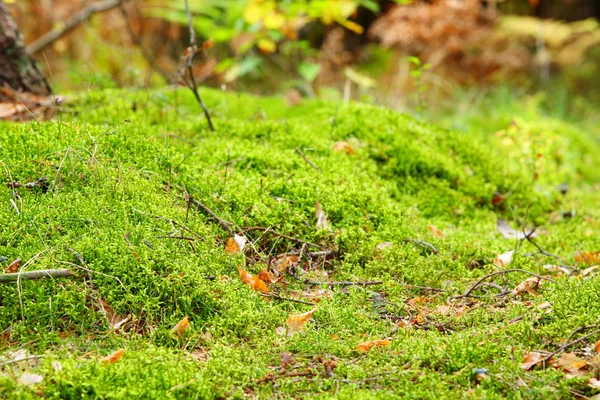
556, 352, 588, 375
286, 307, 317, 333
537, 301, 552, 310
376, 242, 393, 250
581, 265, 599, 277
512, 277, 542, 296
171, 316, 190, 337
238, 266, 269, 293
301, 289, 333, 302
17, 372, 43, 385
315, 201, 329, 230
494, 250, 514, 267
98, 297, 127, 331
333, 141, 356, 155
225, 234, 247, 254
594, 338, 600, 354
521, 351, 546, 370
6, 258, 21, 273
496, 219, 539, 240
257, 268, 278, 283
436, 305, 468, 316
543, 265, 571, 275
574, 251, 600, 264
102, 348, 125, 365
589, 377, 600, 388
279, 352, 295, 367
356, 339, 390, 353
427, 224, 446, 238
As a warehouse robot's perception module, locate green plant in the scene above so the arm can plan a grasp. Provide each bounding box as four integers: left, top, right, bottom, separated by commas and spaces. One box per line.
408, 56, 432, 112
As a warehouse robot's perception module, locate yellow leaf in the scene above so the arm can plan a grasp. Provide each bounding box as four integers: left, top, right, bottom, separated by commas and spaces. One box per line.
356, 339, 390, 353
257, 38, 277, 54
335, 17, 364, 34
244, 3, 263, 24
333, 141, 356, 155
171, 316, 190, 336
264, 12, 285, 30
286, 307, 317, 333
238, 266, 269, 293
102, 349, 125, 365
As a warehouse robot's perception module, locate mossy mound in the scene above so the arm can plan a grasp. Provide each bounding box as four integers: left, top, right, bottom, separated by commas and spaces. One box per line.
0, 88, 599, 399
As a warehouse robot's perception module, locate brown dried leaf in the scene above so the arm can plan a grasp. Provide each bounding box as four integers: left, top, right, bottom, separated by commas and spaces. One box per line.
512, 277, 541, 296
257, 268, 278, 283
286, 307, 317, 333
581, 265, 599, 277
315, 201, 329, 230
102, 348, 125, 365
543, 265, 571, 275
301, 289, 333, 302
333, 141, 356, 155
436, 305, 468, 316
427, 224, 446, 238
279, 352, 295, 367
356, 339, 391, 353
496, 219, 539, 240
171, 316, 190, 337
225, 234, 247, 254
574, 251, 600, 264
238, 266, 269, 293
556, 352, 588, 375
6, 258, 21, 273
98, 297, 127, 331
494, 250, 514, 267
521, 351, 546, 370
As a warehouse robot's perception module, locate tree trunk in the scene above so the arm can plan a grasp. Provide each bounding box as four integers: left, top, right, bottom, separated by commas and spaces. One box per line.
0, 2, 51, 101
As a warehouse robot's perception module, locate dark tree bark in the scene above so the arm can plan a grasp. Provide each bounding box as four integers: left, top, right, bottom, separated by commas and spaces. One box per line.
0, 2, 51, 101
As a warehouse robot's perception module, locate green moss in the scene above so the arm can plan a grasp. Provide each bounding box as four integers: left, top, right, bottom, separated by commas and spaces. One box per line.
0, 87, 599, 398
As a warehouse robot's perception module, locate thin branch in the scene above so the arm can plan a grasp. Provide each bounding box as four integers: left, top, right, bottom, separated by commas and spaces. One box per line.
402, 239, 439, 255
0, 355, 44, 368
541, 327, 600, 365
27, 0, 124, 54
242, 226, 325, 250
1, 269, 74, 284
304, 280, 383, 287
261, 293, 314, 306
191, 198, 234, 236
180, 0, 214, 131
118, 3, 173, 84
448, 269, 554, 302
295, 148, 321, 172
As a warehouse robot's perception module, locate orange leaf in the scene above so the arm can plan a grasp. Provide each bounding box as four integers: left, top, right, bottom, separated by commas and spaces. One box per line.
238, 266, 269, 293
202, 39, 215, 50
286, 307, 317, 333
333, 141, 356, 155
171, 316, 190, 337
258, 268, 278, 283
556, 352, 588, 375
102, 348, 125, 365
574, 251, 600, 264
521, 351, 546, 370
427, 224, 445, 238
225, 234, 247, 254
595, 338, 600, 354
6, 258, 21, 273
356, 339, 390, 353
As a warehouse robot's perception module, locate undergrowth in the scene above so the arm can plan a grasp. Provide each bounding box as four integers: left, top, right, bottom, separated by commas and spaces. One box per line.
0, 87, 599, 399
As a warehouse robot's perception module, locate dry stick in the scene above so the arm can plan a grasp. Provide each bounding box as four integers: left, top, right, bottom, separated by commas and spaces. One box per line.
294, 148, 321, 172
402, 239, 439, 255
181, 0, 214, 131
66, 247, 93, 287
1, 269, 74, 283
0, 355, 45, 368
540, 327, 600, 365
304, 280, 383, 287
261, 293, 314, 306
27, 0, 124, 54
242, 226, 325, 250
191, 198, 234, 236
118, 3, 173, 84
448, 269, 555, 302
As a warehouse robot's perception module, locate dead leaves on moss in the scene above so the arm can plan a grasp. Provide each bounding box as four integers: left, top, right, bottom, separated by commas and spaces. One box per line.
356, 339, 391, 353
238, 266, 270, 293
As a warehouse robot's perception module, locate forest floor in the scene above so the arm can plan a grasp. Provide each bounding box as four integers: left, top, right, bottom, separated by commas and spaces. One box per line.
1, 88, 600, 399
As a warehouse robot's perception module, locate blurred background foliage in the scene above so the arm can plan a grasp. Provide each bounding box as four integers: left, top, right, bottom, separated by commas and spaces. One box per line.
7, 0, 600, 115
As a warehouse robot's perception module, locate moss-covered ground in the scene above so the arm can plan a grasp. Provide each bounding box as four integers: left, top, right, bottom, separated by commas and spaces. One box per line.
1, 88, 599, 399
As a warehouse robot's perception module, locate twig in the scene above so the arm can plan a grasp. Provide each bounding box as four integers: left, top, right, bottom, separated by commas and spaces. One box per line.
27, 0, 124, 54
304, 280, 383, 287
180, 0, 214, 131
1, 269, 74, 283
261, 293, 314, 306
294, 148, 321, 172
242, 226, 324, 249
0, 355, 44, 368
540, 326, 600, 364
402, 239, 439, 255
191, 198, 234, 236
448, 269, 554, 302
66, 247, 93, 287
118, 2, 173, 84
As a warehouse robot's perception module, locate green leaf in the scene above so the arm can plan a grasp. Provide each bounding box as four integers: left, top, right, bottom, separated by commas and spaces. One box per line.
298, 62, 321, 82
